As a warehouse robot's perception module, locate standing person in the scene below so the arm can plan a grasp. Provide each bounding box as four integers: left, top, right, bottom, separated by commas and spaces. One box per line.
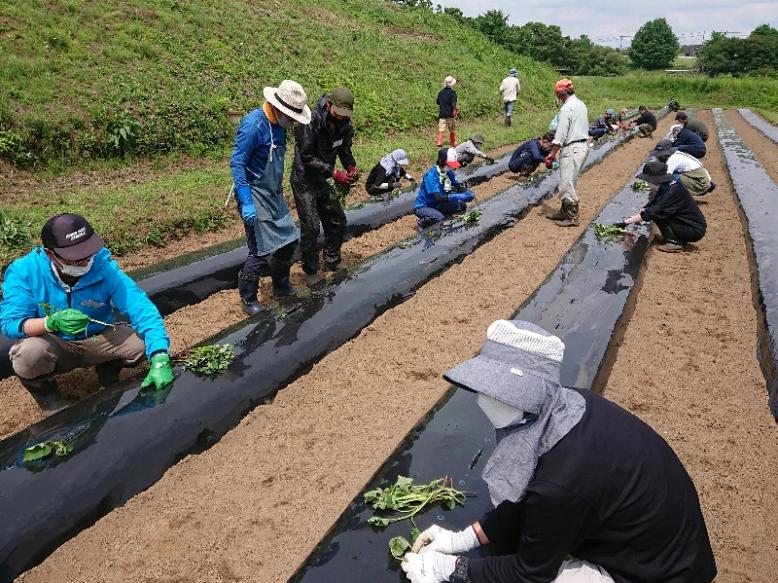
650, 140, 716, 196
674, 112, 709, 142
628, 105, 657, 138
508, 130, 555, 175
437, 75, 458, 147
544, 79, 589, 227
499, 68, 520, 127
587, 108, 616, 139
401, 319, 717, 583
0, 214, 174, 414
455, 133, 492, 167
291, 86, 359, 286
364, 149, 414, 197
231, 79, 311, 314
414, 148, 474, 228
623, 160, 707, 253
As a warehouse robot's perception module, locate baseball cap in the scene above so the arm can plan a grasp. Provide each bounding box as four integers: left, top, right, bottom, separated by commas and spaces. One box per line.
41, 213, 104, 261
554, 78, 573, 93
329, 86, 354, 118
445, 147, 460, 169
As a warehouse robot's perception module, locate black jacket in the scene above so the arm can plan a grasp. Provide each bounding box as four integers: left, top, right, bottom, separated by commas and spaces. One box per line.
641, 180, 707, 234
468, 389, 716, 583
364, 163, 406, 196
673, 128, 706, 154
437, 87, 457, 118
634, 110, 657, 129
291, 94, 356, 186
685, 119, 709, 142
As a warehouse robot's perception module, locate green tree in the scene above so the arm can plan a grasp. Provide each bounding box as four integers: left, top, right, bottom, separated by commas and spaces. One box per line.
513, 22, 571, 67
749, 24, 778, 38
628, 18, 679, 69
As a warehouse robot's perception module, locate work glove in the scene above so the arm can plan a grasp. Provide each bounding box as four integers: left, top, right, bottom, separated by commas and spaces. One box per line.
346, 165, 360, 184
390, 181, 403, 189
141, 352, 175, 391
411, 525, 480, 555
404, 173, 415, 182
333, 170, 350, 187
401, 551, 457, 583
544, 154, 556, 169
45, 308, 91, 336
235, 186, 257, 224
457, 190, 475, 203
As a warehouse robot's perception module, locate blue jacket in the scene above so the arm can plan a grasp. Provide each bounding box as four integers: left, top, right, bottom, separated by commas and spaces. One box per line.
230, 107, 287, 190
672, 128, 705, 154
414, 166, 462, 210
0, 247, 169, 358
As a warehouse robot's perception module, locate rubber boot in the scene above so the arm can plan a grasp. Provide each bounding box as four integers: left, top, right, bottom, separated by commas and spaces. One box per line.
553, 201, 580, 227
20, 377, 73, 417
504, 115, 511, 127
238, 271, 264, 315
271, 264, 298, 298
449, 131, 457, 147
546, 203, 565, 221
95, 359, 124, 388
437, 131, 444, 147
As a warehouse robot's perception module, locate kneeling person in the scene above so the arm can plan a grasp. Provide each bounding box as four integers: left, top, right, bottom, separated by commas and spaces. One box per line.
365, 149, 414, 197
508, 131, 555, 175
414, 148, 474, 229
651, 140, 715, 196
455, 133, 491, 167
0, 214, 173, 414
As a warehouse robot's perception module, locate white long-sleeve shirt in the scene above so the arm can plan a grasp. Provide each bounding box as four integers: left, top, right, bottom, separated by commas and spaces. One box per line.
552, 94, 589, 147
499, 77, 521, 102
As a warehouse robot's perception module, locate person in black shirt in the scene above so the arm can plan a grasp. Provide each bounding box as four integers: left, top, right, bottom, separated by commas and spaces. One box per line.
623, 160, 707, 253
675, 112, 710, 142
628, 105, 657, 138
401, 319, 716, 583
672, 124, 707, 159
437, 75, 458, 147
364, 149, 414, 197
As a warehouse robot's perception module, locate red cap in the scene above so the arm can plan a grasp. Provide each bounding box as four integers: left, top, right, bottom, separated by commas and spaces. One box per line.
554, 79, 573, 93
445, 147, 461, 169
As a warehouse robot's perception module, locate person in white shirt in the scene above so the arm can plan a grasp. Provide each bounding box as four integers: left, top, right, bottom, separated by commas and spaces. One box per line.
544, 79, 589, 227
650, 140, 715, 196
499, 69, 521, 127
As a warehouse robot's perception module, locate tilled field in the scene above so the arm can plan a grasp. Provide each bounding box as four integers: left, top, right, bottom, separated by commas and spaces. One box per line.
6, 112, 778, 583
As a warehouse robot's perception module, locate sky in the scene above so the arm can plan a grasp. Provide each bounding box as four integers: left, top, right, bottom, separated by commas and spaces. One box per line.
435, 0, 778, 48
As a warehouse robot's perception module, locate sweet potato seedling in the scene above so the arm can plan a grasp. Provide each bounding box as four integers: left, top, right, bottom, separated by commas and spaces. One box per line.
23, 440, 74, 463
461, 210, 482, 224
594, 223, 628, 242
179, 343, 235, 376
631, 179, 651, 191
364, 475, 466, 528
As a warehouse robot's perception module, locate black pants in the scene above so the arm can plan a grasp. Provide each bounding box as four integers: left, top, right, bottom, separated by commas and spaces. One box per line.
238, 222, 296, 302
677, 144, 706, 159
291, 178, 347, 274
509, 149, 540, 175
655, 218, 705, 244
588, 128, 608, 138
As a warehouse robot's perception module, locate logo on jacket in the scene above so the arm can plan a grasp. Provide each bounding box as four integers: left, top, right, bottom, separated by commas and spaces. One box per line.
79, 299, 106, 309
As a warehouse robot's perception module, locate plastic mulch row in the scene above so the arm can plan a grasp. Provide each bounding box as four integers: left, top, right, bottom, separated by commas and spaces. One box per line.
0, 120, 657, 581
289, 161, 655, 583
713, 108, 778, 418
737, 108, 778, 145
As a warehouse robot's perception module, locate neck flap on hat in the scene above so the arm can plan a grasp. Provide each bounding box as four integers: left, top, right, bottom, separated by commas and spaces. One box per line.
482, 379, 585, 507
380, 149, 404, 175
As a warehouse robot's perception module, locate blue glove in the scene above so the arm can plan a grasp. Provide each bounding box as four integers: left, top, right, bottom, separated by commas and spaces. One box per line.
458, 190, 475, 203
235, 186, 257, 224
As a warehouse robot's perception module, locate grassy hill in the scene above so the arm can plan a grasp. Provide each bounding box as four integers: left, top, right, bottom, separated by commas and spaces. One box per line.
0, 0, 557, 167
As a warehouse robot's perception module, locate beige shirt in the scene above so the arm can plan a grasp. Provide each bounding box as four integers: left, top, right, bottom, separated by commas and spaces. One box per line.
499, 77, 521, 102
552, 94, 589, 147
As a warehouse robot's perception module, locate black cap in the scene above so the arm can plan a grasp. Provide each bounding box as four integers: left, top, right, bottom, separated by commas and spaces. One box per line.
636, 160, 674, 185
41, 213, 104, 261
649, 139, 678, 159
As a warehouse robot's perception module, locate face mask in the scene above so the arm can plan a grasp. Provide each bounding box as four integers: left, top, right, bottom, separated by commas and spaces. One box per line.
56, 256, 94, 278
277, 114, 293, 129
477, 393, 525, 429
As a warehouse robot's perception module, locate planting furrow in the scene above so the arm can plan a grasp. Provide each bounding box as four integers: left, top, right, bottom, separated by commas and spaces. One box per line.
713, 108, 778, 417
737, 108, 778, 144
290, 161, 655, 583
16, 113, 671, 583
0, 119, 653, 580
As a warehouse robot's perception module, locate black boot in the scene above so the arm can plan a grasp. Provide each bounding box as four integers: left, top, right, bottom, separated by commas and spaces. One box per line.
553, 201, 580, 227
504, 115, 510, 127
238, 270, 264, 315
95, 359, 124, 387
546, 203, 565, 221
20, 377, 73, 416
271, 265, 298, 298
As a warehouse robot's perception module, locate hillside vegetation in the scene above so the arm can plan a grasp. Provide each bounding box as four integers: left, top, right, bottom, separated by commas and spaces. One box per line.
0, 0, 557, 167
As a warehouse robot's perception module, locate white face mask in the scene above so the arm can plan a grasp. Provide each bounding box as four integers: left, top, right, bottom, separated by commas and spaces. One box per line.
477, 393, 525, 428
276, 114, 294, 129
56, 256, 94, 278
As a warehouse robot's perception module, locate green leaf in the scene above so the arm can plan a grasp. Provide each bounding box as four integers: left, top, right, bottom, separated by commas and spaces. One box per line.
368, 516, 390, 528
179, 343, 234, 376
411, 526, 420, 541
23, 442, 52, 462
53, 442, 74, 457
389, 536, 411, 560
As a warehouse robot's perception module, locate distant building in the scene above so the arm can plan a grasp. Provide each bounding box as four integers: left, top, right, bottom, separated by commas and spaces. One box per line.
679, 44, 702, 57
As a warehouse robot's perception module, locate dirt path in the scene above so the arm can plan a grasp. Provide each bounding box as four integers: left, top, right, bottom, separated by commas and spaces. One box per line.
603, 110, 778, 582
0, 161, 538, 438
727, 109, 778, 181
16, 118, 672, 582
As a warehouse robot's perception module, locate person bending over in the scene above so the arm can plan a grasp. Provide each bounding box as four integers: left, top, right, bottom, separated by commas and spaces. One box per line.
365, 149, 414, 197
508, 131, 555, 175
587, 108, 616, 139
456, 133, 492, 167
414, 148, 474, 229
650, 140, 716, 196
629, 105, 657, 138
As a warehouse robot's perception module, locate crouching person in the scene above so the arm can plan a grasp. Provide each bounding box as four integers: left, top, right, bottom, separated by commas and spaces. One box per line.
0, 214, 174, 415
365, 149, 414, 197
401, 319, 717, 583
624, 160, 707, 253
508, 131, 555, 175
414, 148, 474, 229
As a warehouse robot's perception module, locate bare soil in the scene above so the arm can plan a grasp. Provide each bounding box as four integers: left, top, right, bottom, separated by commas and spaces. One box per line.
17, 118, 676, 582
727, 109, 778, 182
603, 110, 778, 582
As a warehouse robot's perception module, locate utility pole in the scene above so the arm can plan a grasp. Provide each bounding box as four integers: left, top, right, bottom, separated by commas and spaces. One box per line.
619, 35, 631, 51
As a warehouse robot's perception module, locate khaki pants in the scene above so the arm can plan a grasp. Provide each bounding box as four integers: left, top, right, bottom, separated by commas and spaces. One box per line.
679, 167, 711, 196
9, 324, 145, 381
638, 123, 655, 137
558, 142, 589, 204
437, 117, 456, 132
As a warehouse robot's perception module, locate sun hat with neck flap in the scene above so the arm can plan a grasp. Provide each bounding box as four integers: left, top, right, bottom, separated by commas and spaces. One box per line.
263, 80, 311, 125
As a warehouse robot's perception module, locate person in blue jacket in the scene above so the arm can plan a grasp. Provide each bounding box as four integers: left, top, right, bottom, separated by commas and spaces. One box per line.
508, 131, 555, 175
0, 213, 174, 414
672, 124, 706, 159
230, 79, 311, 314
414, 148, 475, 229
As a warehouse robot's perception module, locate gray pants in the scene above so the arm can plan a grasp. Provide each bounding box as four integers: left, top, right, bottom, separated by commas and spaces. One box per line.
558, 142, 589, 204
10, 324, 145, 381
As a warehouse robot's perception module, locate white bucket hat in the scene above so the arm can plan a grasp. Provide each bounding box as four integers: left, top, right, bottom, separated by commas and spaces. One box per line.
444, 75, 457, 87
263, 80, 311, 125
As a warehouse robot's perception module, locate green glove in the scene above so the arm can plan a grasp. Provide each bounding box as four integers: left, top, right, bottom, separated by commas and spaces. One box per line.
45, 308, 90, 336
141, 352, 175, 391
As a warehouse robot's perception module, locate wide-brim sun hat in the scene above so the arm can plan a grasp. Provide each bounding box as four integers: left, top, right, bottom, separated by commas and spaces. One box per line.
471, 132, 486, 145
649, 139, 678, 159
444, 75, 457, 87
394, 149, 410, 166
263, 80, 311, 125
637, 160, 674, 185
443, 320, 565, 415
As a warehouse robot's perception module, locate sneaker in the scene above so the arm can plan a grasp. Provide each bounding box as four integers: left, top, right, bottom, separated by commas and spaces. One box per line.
656, 241, 684, 253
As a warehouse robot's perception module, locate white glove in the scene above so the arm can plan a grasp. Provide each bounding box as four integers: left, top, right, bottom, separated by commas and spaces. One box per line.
405, 173, 415, 181
378, 182, 390, 190
401, 551, 457, 583
411, 524, 480, 554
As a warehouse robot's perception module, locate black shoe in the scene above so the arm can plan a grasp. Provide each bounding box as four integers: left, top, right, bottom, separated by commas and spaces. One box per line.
707, 181, 717, 193
240, 300, 265, 316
